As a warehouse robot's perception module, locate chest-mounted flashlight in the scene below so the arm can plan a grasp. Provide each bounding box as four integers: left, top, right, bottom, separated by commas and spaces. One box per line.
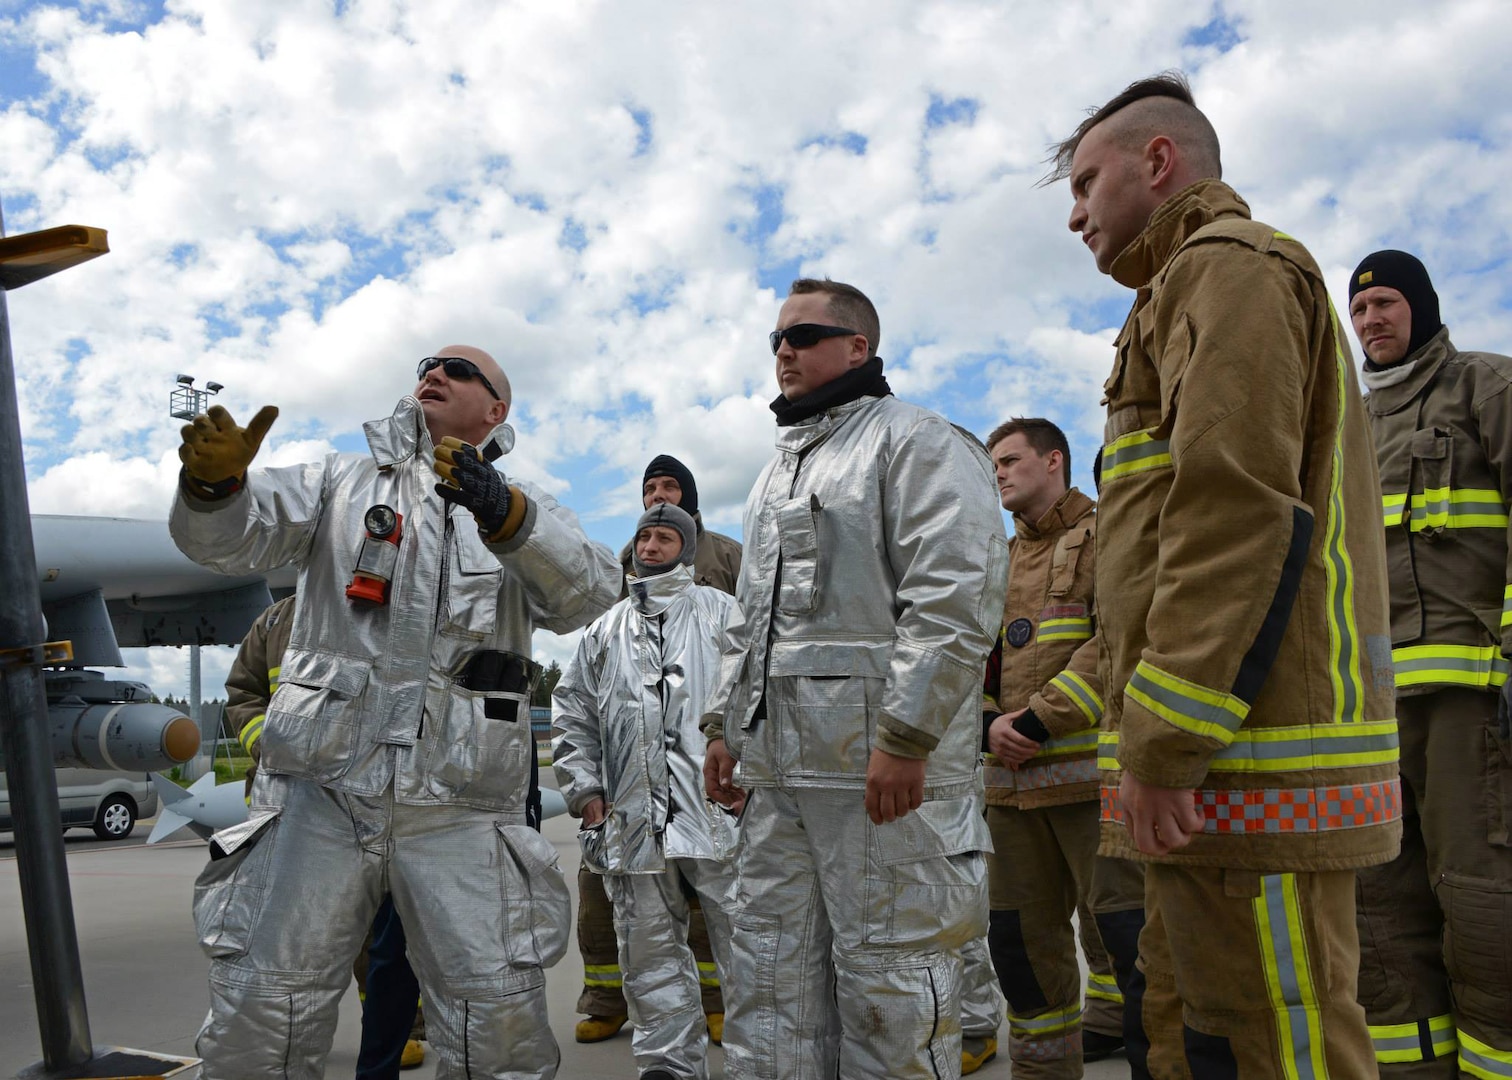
346, 504, 403, 604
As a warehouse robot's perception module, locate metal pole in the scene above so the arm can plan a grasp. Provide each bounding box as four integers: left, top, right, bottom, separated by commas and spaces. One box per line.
184, 643, 205, 781
0, 201, 94, 1069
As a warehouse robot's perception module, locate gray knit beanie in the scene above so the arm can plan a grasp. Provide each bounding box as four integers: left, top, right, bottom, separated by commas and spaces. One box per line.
630, 503, 697, 577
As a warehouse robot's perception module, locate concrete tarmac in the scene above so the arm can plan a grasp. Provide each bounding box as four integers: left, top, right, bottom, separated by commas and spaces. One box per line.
2, 808, 1127, 1078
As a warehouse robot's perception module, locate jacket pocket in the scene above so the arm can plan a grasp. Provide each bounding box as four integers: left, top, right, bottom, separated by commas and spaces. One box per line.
425, 686, 532, 808
861, 796, 988, 948
1409, 428, 1453, 538
193, 811, 281, 959
1049, 526, 1091, 598
774, 495, 821, 615
260, 653, 372, 783
445, 530, 502, 639
578, 820, 610, 874
496, 823, 571, 968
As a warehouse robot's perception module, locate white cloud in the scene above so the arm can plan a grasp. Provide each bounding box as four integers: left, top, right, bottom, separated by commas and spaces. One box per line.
3, 0, 1510, 678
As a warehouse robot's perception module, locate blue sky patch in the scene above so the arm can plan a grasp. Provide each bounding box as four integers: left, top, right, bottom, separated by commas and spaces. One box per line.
925, 95, 979, 129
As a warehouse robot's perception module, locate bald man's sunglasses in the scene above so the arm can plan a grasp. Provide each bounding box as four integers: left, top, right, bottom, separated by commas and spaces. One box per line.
768, 324, 859, 354
417, 356, 501, 400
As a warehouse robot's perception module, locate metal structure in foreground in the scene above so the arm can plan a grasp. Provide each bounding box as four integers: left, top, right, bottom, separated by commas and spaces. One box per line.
0, 202, 196, 1078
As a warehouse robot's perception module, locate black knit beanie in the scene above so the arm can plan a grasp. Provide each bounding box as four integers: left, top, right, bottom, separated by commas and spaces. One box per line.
643, 454, 698, 518
1349, 249, 1443, 359
630, 503, 698, 577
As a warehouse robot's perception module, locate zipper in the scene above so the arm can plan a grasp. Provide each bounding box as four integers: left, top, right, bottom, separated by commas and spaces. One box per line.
418, 511, 453, 740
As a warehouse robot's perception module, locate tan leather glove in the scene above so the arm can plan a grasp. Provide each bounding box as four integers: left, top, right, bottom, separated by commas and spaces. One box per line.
433, 436, 527, 541
178, 404, 278, 493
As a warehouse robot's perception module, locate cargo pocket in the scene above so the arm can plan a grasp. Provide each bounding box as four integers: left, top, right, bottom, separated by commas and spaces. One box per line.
497, 823, 571, 969
259, 653, 371, 783
774, 494, 821, 615
427, 687, 531, 807
1436, 872, 1512, 1005
781, 673, 882, 778
728, 910, 782, 1080
193, 811, 281, 959
862, 797, 988, 949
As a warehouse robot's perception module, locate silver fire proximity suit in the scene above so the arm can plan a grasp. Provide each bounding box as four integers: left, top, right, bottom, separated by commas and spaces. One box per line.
170, 396, 620, 1080
704, 393, 1010, 1080
552, 564, 741, 1079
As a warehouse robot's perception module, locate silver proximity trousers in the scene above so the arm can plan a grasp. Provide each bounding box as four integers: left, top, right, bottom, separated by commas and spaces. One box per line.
194, 772, 569, 1079
722, 786, 988, 1080
605, 857, 737, 1079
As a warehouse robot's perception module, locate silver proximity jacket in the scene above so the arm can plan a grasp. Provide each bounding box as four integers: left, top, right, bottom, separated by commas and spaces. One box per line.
704, 393, 1010, 793
552, 564, 739, 872
170, 396, 620, 814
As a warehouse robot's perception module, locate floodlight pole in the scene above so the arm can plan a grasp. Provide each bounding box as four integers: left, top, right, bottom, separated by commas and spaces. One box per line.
0, 199, 107, 1072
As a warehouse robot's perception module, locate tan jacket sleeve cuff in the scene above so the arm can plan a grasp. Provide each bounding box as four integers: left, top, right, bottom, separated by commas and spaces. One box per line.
876, 717, 937, 759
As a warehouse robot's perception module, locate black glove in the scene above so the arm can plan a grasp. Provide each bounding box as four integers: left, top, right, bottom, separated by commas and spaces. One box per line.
433, 436, 512, 539
1498, 679, 1512, 741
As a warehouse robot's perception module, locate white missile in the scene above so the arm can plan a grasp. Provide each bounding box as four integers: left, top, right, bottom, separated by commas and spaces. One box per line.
146, 773, 248, 844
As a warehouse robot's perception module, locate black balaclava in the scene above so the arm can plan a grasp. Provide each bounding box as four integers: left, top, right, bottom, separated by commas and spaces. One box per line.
643, 454, 698, 519
630, 503, 698, 577
1349, 249, 1444, 361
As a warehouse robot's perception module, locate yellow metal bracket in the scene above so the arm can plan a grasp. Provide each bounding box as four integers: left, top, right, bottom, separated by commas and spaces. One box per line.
0, 225, 109, 290
0, 640, 74, 669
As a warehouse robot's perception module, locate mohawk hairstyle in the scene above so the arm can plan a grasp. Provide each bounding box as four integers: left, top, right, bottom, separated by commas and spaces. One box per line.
1040, 71, 1219, 186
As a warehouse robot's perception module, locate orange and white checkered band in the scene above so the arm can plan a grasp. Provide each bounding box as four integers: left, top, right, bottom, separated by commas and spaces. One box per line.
1100, 779, 1402, 834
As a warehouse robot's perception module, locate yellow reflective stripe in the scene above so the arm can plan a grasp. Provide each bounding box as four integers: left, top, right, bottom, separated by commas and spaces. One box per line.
1086, 972, 1123, 1003
1391, 644, 1510, 690
1100, 430, 1172, 483
1127, 660, 1248, 744
1502, 585, 1512, 630
1461, 1030, 1512, 1080
1008, 1003, 1082, 1038
1382, 492, 1408, 528
583, 964, 622, 987
268, 665, 280, 689
1036, 728, 1098, 760
1326, 306, 1366, 724
1096, 722, 1397, 773
697, 961, 721, 987
1254, 873, 1327, 1080
1098, 729, 1120, 771
239, 715, 265, 753
1411, 487, 1509, 531
1370, 1015, 1457, 1064
1049, 670, 1104, 725
1037, 617, 1092, 642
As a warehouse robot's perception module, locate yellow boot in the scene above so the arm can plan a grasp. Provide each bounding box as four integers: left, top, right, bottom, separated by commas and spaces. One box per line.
399, 1039, 424, 1069
575, 1014, 629, 1043
705, 1012, 724, 1045
961, 1035, 997, 1075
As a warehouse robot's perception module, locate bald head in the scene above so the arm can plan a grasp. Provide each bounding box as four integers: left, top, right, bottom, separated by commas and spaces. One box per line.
1044, 71, 1221, 186
417, 343, 511, 446
433, 344, 512, 406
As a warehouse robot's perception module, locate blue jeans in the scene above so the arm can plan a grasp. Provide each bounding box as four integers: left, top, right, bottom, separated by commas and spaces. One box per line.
355, 896, 420, 1080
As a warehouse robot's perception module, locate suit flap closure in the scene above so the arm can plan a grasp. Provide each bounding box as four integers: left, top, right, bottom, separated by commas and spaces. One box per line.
208, 809, 280, 861
280, 650, 374, 697
767, 639, 892, 679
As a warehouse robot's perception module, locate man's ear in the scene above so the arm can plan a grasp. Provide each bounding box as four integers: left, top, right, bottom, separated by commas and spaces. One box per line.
849, 333, 870, 367
1145, 135, 1177, 190
488, 399, 509, 426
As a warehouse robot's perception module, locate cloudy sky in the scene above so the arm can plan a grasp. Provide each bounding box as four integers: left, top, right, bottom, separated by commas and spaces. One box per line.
4, 0, 1510, 695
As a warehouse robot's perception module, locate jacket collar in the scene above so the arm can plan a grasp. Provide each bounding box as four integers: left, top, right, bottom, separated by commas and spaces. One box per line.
774, 395, 880, 455
1015, 487, 1095, 541
626, 563, 695, 615
1364, 327, 1455, 417
363, 396, 516, 469
1110, 179, 1252, 290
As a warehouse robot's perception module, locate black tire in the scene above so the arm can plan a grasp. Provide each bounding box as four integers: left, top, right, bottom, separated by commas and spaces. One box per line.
92, 794, 136, 840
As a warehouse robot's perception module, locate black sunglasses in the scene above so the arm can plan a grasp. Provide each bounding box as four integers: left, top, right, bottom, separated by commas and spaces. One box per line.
768, 324, 860, 355
417, 356, 501, 401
